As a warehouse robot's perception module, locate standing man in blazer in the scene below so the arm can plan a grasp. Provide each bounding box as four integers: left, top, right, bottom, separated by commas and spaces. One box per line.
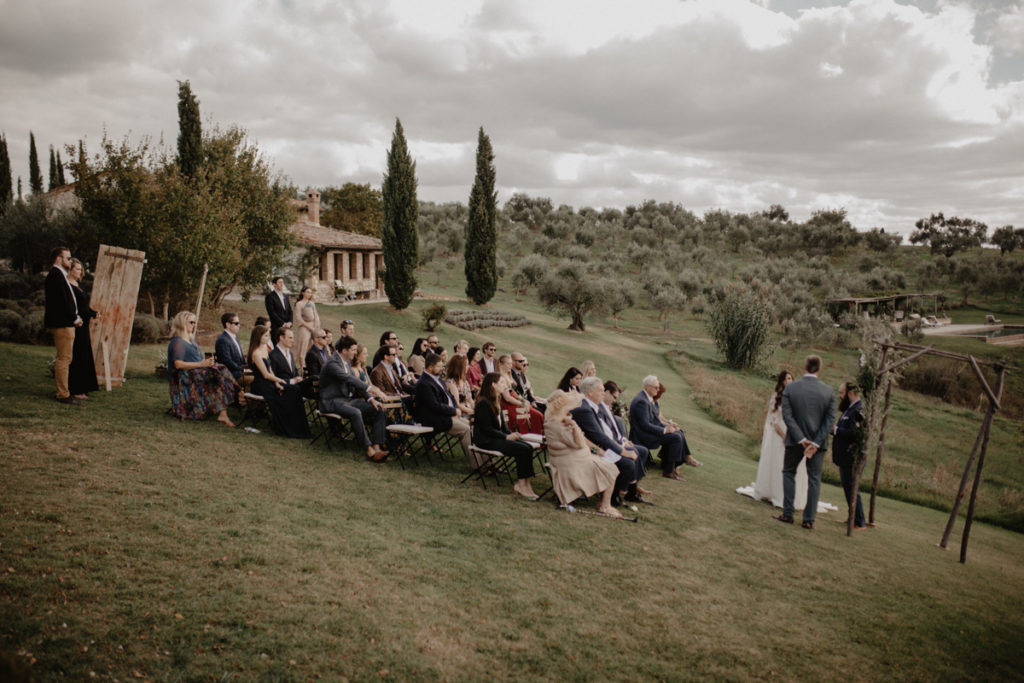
778, 355, 836, 529
415, 352, 472, 460
832, 381, 866, 529
214, 312, 246, 380
44, 246, 82, 405
264, 276, 292, 331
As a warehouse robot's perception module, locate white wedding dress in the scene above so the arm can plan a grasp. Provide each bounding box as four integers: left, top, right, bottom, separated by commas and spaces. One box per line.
737, 394, 835, 512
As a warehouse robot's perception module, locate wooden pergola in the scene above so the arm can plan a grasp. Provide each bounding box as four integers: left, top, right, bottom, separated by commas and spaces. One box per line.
825, 293, 942, 319
851, 340, 1012, 563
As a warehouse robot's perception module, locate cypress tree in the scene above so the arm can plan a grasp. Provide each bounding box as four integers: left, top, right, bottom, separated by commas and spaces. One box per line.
28, 132, 42, 194
48, 146, 57, 190
176, 80, 202, 178
380, 118, 418, 311
0, 134, 12, 213
56, 150, 66, 186
464, 127, 498, 305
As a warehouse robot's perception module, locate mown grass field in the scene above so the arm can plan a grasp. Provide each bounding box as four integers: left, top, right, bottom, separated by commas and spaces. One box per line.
2, 281, 1024, 681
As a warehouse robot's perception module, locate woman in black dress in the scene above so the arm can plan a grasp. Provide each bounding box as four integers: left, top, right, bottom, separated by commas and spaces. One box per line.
473, 372, 538, 500
67, 258, 99, 399
245, 324, 311, 438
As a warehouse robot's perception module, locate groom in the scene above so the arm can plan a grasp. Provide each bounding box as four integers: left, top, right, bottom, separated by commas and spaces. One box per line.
775, 355, 835, 529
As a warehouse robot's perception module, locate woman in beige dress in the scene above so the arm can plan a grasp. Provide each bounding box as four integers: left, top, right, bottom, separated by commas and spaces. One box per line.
293, 286, 320, 370
544, 389, 621, 517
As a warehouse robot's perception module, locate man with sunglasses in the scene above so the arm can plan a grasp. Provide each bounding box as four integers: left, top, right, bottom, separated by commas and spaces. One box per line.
478, 342, 497, 375
215, 312, 246, 380
510, 353, 544, 412
304, 328, 331, 378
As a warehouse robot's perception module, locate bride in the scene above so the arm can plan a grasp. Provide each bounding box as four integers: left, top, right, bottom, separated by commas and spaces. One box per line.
738, 370, 833, 512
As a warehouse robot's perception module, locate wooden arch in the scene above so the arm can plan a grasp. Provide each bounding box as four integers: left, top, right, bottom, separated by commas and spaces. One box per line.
849, 340, 1011, 563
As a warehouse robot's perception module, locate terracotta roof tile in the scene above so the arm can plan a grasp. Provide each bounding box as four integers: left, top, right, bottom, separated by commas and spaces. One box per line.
289, 220, 382, 250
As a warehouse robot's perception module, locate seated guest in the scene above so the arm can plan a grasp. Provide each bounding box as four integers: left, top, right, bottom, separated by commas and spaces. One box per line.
445, 354, 475, 416
166, 310, 236, 427
408, 354, 426, 382
581, 360, 597, 378
478, 341, 498, 374
214, 312, 246, 380
454, 340, 469, 357
408, 337, 430, 365
414, 352, 472, 460
426, 334, 440, 352
544, 390, 621, 517
651, 381, 699, 468
320, 335, 389, 461
246, 325, 312, 438
339, 318, 355, 339
602, 380, 629, 437
370, 345, 407, 397
557, 366, 583, 393
510, 352, 544, 412
466, 347, 484, 388
324, 330, 341, 361
304, 328, 331, 378
571, 376, 650, 506
371, 330, 400, 367
630, 374, 696, 480
473, 372, 539, 499
497, 354, 544, 434
269, 326, 315, 398
353, 343, 386, 400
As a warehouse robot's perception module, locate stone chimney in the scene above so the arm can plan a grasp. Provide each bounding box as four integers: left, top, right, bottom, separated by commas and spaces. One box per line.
306, 189, 321, 225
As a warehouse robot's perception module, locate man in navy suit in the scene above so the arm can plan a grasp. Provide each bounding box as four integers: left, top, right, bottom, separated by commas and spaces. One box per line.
214, 312, 246, 380
832, 381, 866, 529
44, 246, 83, 405
778, 355, 836, 529
571, 376, 650, 506
629, 375, 693, 480
414, 352, 472, 459
264, 276, 292, 330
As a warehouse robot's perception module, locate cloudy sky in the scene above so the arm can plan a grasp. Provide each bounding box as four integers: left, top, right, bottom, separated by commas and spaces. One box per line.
2, 0, 1022, 235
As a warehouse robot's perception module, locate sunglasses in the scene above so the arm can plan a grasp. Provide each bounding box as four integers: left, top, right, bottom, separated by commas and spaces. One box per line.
342, 320, 354, 326
229, 321, 240, 325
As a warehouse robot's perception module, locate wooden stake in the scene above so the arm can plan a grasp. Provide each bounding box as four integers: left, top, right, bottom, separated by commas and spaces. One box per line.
868, 369, 894, 526
959, 366, 1005, 563
194, 263, 209, 322
939, 413, 990, 549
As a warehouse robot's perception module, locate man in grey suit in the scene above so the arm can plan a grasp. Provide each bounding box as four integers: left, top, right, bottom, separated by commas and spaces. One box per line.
776, 355, 836, 529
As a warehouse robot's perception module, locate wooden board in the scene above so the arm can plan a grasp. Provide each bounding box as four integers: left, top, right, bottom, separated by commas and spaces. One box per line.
90, 245, 146, 389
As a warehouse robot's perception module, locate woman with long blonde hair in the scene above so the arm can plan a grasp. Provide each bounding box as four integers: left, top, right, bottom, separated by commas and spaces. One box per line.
167, 310, 236, 426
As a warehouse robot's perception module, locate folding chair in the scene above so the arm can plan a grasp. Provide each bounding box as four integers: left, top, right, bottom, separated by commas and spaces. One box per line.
385, 423, 435, 469
238, 392, 271, 430
311, 409, 355, 453
461, 445, 516, 489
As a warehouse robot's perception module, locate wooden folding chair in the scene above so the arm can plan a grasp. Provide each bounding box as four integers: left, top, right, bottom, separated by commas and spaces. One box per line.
385, 423, 435, 469
311, 409, 355, 453
237, 392, 271, 430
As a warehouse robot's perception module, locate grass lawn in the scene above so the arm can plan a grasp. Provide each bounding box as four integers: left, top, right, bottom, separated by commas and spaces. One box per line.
3, 284, 1024, 680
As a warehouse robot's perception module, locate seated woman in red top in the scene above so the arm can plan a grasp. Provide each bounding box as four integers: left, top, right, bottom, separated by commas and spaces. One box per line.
497, 354, 544, 435
466, 347, 484, 389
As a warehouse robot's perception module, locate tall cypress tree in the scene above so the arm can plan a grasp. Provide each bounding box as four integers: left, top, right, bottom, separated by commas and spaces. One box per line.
464, 127, 498, 305
56, 150, 66, 186
380, 118, 419, 311
28, 132, 42, 194
48, 146, 57, 190
176, 80, 202, 178
0, 134, 12, 213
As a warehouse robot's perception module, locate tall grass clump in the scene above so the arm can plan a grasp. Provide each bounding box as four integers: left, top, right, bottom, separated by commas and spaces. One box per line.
706, 284, 772, 369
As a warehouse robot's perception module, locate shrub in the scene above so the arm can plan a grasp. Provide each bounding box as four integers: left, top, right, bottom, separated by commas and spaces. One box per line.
0, 271, 41, 299
132, 313, 168, 344
706, 286, 772, 369
15, 309, 47, 344
900, 317, 925, 342
0, 309, 21, 340
421, 302, 447, 332
0, 298, 26, 316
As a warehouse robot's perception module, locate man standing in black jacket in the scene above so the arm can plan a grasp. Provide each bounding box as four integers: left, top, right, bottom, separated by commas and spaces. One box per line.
833, 381, 866, 530
44, 246, 82, 405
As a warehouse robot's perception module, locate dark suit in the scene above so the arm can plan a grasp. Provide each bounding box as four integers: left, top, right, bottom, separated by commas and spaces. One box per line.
511, 369, 544, 412
215, 331, 246, 380
414, 372, 472, 456
629, 390, 689, 474
781, 374, 836, 523
304, 344, 330, 379
832, 399, 865, 527
264, 290, 292, 330
45, 265, 79, 399
270, 346, 314, 398
319, 356, 385, 449
473, 403, 535, 479
572, 398, 645, 493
